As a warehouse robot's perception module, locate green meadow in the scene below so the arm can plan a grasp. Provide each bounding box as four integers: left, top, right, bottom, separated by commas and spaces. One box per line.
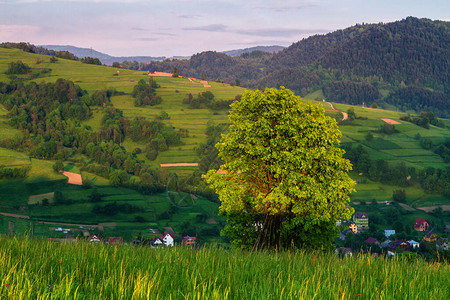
0, 236, 448, 299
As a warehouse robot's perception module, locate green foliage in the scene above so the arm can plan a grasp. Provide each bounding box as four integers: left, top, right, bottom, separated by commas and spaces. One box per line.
132, 79, 161, 106
5, 60, 31, 74
52, 160, 64, 173
323, 80, 379, 105
393, 189, 407, 202
401, 111, 445, 129
81, 57, 102, 65
205, 87, 355, 250
0, 165, 30, 179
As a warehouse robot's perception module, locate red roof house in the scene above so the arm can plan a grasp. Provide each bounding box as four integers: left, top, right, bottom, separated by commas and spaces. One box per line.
182, 236, 197, 246
414, 218, 429, 231
365, 237, 380, 245
109, 237, 122, 245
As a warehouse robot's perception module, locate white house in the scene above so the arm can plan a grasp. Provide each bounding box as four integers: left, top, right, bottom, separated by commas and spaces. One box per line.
407, 240, 420, 249
384, 230, 396, 237
161, 232, 174, 247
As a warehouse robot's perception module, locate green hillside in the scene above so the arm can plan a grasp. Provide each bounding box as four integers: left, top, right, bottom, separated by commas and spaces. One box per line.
0, 47, 449, 243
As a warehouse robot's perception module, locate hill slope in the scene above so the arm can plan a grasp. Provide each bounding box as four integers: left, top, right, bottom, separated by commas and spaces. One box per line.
0, 47, 449, 243
140, 17, 449, 117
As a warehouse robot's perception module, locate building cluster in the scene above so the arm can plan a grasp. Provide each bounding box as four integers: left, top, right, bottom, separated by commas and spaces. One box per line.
336, 214, 450, 257
83, 231, 198, 248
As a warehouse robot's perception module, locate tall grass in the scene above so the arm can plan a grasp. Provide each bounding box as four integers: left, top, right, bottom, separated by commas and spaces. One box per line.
1, 236, 448, 299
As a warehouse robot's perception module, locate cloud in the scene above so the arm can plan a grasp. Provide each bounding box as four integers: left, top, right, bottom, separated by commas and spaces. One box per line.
183, 24, 227, 32
178, 14, 202, 19
136, 37, 160, 41
249, 3, 319, 12
154, 32, 177, 37
131, 27, 147, 31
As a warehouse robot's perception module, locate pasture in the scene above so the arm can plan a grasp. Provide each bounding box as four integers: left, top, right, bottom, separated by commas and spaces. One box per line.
0, 236, 448, 299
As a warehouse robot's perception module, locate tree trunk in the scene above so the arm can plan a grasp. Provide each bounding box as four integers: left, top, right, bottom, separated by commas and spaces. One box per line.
253, 214, 282, 251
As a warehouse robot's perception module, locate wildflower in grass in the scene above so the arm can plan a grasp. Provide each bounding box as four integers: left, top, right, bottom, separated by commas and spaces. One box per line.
48, 284, 53, 291
5, 283, 9, 288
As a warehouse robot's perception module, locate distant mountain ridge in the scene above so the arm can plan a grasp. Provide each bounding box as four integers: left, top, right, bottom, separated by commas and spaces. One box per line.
40, 45, 166, 65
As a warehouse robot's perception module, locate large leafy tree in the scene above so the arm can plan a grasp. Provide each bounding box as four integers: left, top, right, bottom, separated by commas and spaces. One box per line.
204, 87, 355, 250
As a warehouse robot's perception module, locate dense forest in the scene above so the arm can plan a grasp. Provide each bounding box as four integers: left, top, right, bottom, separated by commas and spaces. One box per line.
130, 17, 449, 117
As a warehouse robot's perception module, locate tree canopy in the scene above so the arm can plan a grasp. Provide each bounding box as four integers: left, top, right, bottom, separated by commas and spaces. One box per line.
204, 87, 355, 250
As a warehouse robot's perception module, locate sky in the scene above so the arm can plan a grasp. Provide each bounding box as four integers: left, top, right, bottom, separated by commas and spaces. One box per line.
0, 0, 448, 57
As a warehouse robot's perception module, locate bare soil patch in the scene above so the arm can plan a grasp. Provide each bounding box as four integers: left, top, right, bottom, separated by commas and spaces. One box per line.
62, 171, 82, 185
381, 118, 402, 125
160, 163, 198, 167
28, 192, 54, 205
149, 72, 173, 77
0, 212, 30, 219
417, 205, 450, 212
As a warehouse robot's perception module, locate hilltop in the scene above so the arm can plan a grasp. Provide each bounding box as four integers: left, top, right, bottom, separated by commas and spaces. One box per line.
141, 17, 449, 117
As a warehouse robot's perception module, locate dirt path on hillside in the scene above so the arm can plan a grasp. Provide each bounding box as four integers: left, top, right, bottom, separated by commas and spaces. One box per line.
327, 102, 347, 121
417, 205, 450, 212
0, 212, 30, 219
398, 203, 416, 211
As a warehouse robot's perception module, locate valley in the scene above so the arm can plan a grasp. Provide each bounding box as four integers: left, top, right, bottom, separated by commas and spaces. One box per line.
0, 44, 448, 249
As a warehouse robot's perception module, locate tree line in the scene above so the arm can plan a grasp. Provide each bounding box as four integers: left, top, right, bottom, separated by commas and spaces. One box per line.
0, 78, 182, 191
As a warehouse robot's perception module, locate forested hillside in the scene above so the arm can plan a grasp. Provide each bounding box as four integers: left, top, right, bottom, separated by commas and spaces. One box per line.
139, 17, 449, 117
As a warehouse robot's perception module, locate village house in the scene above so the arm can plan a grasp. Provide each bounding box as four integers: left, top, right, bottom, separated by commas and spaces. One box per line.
384, 230, 396, 238
381, 239, 392, 248
407, 240, 420, 249
182, 236, 197, 247
109, 237, 122, 245
423, 231, 437, 243
335, 247, 353, 257
388, 240, 411, 253
365, 237, 380, 246
353, 213, 369, 229
161, 232, 174, 247
436, 238, 449, 251
349, 222, 358, 234
151, 237, 164, 247
88, 233, 102, 243
413, 218, 430, 231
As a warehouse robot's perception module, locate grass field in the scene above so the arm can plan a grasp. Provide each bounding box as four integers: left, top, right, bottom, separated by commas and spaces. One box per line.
0, 236, 448, 299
